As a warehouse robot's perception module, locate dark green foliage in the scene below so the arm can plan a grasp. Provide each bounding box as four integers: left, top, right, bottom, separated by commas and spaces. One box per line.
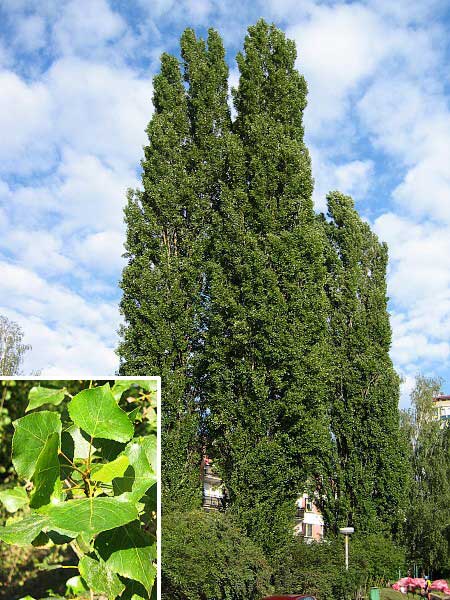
274, 535, 406, 600
401, 376, 450, 574
118, 52, 203, 510
162, 510, 272, 600
201, 19, 331, 555
119, 20, 405, 558
233, 20, 313, 231
317, 192, 408, 535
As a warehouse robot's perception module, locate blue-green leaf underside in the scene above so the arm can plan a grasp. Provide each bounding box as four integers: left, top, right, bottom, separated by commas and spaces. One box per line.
79, 555, 125, 599
112, 437, 157, 502
0, 514, 48, 546
0, 487, 29, 513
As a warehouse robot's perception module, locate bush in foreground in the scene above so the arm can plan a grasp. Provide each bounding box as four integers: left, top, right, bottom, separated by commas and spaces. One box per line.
274, 534, 406, 600
162, 510, 272, 600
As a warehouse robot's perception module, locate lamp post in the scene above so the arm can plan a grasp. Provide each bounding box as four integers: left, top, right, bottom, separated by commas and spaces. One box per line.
339, 527, 355, 571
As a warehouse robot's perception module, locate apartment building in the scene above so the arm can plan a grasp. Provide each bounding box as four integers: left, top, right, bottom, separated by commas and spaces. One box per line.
294, 493, 324, 542
433, 394, 450, 425
201, 456, 226, 511
201, 457, 324, 541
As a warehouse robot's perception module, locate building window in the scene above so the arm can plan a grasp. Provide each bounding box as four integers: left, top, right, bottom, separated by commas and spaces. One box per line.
305, 497, 313, 511
305, 523, 313, 538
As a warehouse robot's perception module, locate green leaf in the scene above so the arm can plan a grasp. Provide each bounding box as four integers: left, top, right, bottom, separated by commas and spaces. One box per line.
40, 497, 138, 538
112, 436, 157, 501
63, 425, 91, 460
76, 531, 94, 554
96, 522, 156, 596
92, 438, 125, 462
143, 434, 157, 472
91, 455, 130, 483
65, 575, 88, 596
0, 513, 48, 546
137, 380, 158, 393
111, 379, 157, 402
128, 407, 142, 423
143, 482, 157, 516
30, 432, 60, 509
26, 386, 66, 412
50, 477, 65, 504
0, 486, 29, 513
68, 384, 133, 443
12, 411, 62, 480
120, 579, 149, 600
78, 555, 125, 600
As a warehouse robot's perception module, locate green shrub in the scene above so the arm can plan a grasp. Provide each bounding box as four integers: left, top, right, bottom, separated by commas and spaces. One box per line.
162, 510, 272, 600
274, 534, 406, 600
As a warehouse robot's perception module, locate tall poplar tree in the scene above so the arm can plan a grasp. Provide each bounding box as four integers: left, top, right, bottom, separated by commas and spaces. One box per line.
318, 191, 407, 535
118, 54, 203, 510
119, 21, 406, 553
402, 376, 450, 574
201, 20, 331, 553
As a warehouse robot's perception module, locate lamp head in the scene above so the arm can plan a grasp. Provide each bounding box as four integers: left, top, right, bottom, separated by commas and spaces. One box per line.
339, 527, 355, 535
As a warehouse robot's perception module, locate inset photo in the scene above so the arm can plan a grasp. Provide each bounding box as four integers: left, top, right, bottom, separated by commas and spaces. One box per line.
0, 378, 159, 600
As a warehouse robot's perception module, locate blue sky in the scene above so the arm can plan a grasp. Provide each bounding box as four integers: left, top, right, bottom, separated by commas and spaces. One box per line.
0, 0, 449, 406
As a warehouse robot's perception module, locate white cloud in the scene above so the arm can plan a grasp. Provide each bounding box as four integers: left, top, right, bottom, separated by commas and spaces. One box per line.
334, 160, 373, 197
74, 230, 126, 275
375, 213, 450, 385
2, 311, 118, 377
0, 70, 54, 173
0, 229, 73, 276
0, 58, 151, 176
53, 150, 136, 232
0, 261, 117, 336
310, 145, 373, 211
287, 3, 389, 133
393, 153, 450, 225
52, 0, 126, 57
375, 213, 450, 306
1, 150, 136, 283
399, 373, 416, 409
13, 15, 47, 52
365, 0, 447, 24
392, 331, 449, 366
0, 261, 120, 375
45, 58, 152, 171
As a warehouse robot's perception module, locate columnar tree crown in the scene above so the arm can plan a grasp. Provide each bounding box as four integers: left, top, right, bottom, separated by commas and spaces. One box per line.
118, 20, 404, 547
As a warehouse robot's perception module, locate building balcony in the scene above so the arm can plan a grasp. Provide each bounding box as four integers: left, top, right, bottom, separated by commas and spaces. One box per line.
203, 463, 222, 481
295, 507, 305, 520
202, 495, 225, 511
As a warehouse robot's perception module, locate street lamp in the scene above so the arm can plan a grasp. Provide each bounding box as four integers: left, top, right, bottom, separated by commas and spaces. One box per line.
339, 527, 355, 571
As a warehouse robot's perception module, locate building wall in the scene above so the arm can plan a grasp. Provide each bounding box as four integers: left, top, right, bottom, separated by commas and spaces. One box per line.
433, 395, 450, 425
201, 459, 325, 540
294, 493, 324, 542
201, 457, 225, 511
